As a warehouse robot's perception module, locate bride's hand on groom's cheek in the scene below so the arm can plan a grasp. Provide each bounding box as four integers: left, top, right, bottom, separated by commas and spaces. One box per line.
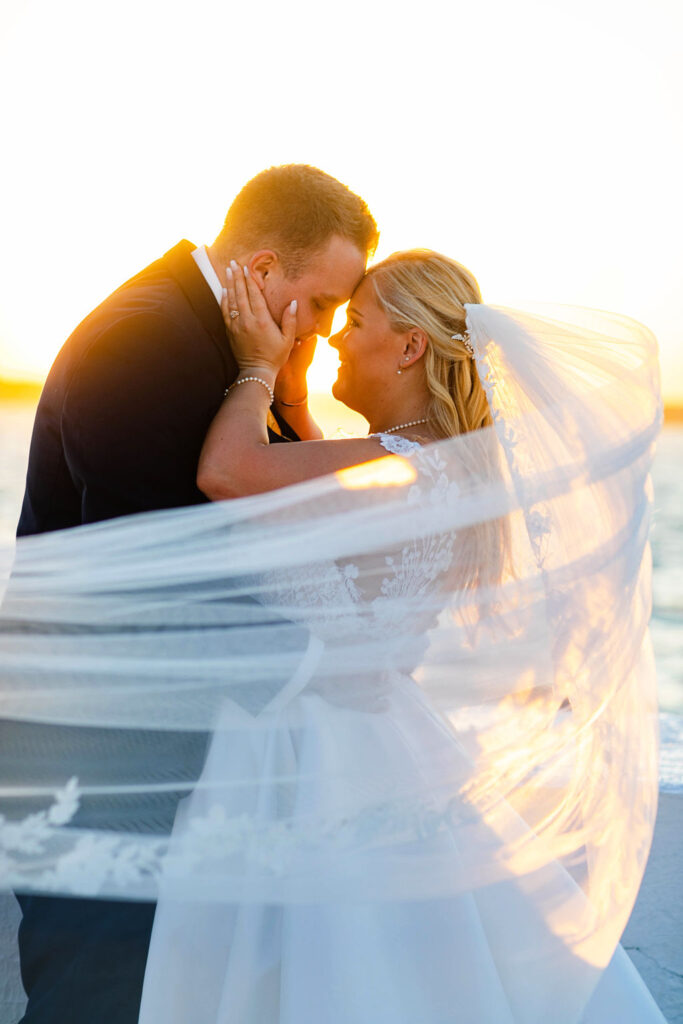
221, 260, 297, 376
274, 334, 317, 406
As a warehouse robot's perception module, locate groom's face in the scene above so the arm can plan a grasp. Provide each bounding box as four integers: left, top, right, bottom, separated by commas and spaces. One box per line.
254, 235, 366, 342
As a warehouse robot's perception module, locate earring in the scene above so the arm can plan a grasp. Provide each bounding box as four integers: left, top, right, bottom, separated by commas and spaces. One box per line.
397, 367, 402, 375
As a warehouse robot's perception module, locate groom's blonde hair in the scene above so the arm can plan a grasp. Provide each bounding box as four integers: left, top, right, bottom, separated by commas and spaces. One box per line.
366, 250, 491, 440
213, 165, 378, 277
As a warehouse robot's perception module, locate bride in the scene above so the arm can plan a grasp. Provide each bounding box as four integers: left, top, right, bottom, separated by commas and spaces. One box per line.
130, 250, 664, 1022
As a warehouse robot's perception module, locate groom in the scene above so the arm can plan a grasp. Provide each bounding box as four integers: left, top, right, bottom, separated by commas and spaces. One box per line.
14, 164, 378, 1023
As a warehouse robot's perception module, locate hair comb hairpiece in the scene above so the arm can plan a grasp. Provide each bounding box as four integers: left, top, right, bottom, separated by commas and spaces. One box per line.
451, 331, 474, 357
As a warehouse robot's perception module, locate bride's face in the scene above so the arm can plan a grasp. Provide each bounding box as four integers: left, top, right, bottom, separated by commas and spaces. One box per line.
329, 277, 407, 415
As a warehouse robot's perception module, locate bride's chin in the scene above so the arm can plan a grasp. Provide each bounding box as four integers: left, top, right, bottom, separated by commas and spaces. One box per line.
331, 377, 345, 402
332, 378, 362, 416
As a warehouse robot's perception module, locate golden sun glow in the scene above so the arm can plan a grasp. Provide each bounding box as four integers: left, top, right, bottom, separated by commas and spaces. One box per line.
0, 0, 681, 404
336, 454, 418, 489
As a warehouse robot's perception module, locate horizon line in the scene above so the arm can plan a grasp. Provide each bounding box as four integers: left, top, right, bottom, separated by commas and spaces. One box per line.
2, 376, 683, 418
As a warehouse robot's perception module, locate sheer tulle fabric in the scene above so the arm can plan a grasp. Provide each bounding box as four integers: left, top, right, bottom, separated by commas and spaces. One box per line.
0, 304, 662, 1022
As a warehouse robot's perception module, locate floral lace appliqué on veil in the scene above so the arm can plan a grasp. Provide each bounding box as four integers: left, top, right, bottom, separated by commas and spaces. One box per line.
0, 436, 461, 897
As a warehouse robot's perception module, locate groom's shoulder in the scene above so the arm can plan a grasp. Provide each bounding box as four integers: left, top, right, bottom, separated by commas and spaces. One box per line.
88, 239, 199, 327
115, 238, 196, 290
59, 240, 212, 360
41, 240, 224, 398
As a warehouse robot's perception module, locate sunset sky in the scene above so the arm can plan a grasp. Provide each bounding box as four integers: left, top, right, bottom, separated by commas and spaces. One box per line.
0, 0, 681, 400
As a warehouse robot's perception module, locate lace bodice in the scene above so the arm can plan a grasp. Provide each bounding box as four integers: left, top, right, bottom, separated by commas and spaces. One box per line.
373, 433, 424, 457
260, 436, 456, 645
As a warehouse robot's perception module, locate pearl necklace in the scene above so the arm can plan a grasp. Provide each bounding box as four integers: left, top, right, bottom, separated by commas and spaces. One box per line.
382, 418, 429, 435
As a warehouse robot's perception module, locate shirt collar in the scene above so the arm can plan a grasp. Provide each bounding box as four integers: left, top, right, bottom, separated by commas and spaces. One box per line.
191, 245, 223, 307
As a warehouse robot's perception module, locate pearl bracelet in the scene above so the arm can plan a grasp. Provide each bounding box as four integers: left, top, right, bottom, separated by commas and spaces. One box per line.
224, 376, 275, 405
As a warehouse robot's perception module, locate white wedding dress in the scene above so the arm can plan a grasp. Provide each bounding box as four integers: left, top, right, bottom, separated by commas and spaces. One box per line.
138, 435, 666, 1024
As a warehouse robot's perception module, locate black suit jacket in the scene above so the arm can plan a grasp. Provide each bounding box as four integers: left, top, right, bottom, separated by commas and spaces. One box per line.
18, 239, 295, 536
10, 241, 300, 1024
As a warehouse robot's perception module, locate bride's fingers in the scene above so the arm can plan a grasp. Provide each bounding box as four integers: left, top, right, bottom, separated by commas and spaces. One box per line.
242, 267, 296, 354
221, 285, 231, 324
281, 299, 298, 350
229, 260, 253, 318
242, 265, 272, 323
223, 266, 239, 323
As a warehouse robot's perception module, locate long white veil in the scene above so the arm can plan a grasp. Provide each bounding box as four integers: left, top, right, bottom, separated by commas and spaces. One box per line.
0, 303, 662, 1020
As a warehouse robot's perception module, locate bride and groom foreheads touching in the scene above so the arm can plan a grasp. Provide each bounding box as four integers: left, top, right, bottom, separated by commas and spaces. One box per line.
19, 163, 488, 539
15, 163, 489, 1023
11, 164, 667, 1024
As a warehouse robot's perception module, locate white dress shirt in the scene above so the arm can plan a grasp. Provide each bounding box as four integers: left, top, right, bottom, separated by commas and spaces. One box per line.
191, 245, 223, 306
191, 244, 286, 434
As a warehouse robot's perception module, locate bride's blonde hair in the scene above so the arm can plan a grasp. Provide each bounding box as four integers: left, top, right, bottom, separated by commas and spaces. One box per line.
366, 250, 491, 439
367, 249, 509, 589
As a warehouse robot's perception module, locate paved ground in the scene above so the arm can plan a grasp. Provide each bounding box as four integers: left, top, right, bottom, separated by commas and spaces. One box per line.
623, 792, 683, 1023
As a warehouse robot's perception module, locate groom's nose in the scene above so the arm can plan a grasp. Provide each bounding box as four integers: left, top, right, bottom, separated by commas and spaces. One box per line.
315, 308, 336, 339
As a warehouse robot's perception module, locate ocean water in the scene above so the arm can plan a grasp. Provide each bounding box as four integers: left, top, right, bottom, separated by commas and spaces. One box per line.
1, 403, 682, 786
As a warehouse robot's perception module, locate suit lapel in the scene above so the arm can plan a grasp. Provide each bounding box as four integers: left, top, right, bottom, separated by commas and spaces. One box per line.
163, 240, 239, 382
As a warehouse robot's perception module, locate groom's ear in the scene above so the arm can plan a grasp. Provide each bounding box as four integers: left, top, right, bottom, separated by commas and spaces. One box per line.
247, 250, 280, 291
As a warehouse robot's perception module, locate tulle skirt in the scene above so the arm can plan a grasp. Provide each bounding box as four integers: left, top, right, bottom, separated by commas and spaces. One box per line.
139, 670, 665, 1024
